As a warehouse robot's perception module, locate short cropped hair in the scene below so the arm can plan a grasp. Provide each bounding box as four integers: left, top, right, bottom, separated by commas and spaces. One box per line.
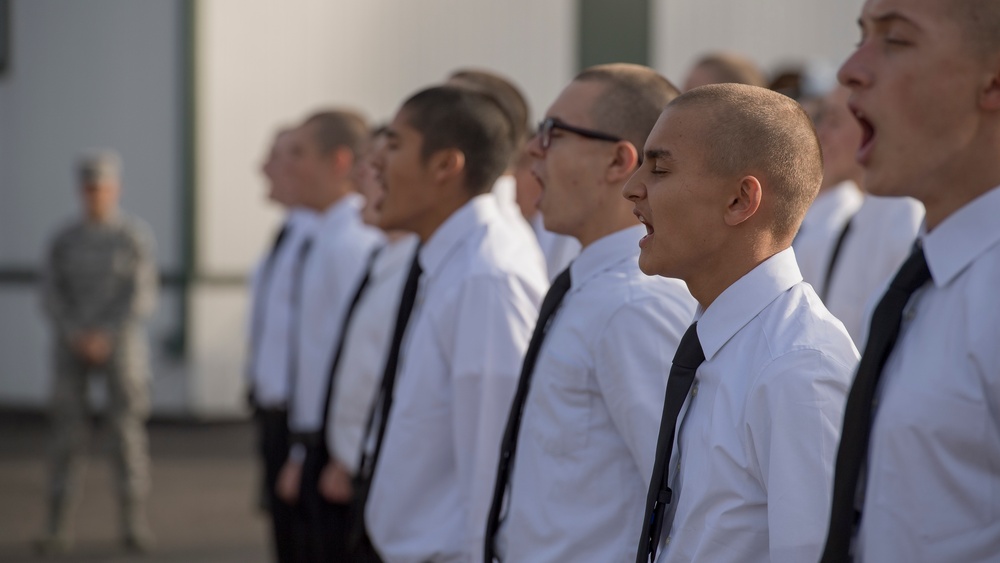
691, 52, 767, 88
303, 109, 369, 156
574, 63, 681, 162
449, 68, 531, 156
956, 0, 1000, 53
401, 85, 514, 195
670, 83, 823, 238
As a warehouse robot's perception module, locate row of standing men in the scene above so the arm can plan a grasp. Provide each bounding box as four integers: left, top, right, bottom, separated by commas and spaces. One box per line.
246, 6, 1000, 560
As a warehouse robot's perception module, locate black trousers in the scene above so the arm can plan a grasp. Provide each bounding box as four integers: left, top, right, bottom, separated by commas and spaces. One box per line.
299, 444, 354, 562
257, 407, 301, 563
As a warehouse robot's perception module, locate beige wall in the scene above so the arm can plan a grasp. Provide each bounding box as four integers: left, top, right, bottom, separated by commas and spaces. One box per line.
195, 0, 577, 276
651, 0, 865, 87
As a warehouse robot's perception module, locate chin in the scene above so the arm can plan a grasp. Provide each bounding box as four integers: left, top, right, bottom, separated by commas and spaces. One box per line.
862, 168, 911, 199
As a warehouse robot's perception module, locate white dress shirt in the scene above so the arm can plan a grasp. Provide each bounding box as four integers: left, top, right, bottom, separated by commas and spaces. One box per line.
366, 194, 548, 563
824, 196, 923, 345
657, 248, 859, 563
326, 234, 419, 473
855, 185, 1000, 563
794, 181, 864, 292
248, 209, 318, 408
498, 225, 696, 562
288, 194, 384, 436
531, 213, 581, 282
493, 175, 548, 274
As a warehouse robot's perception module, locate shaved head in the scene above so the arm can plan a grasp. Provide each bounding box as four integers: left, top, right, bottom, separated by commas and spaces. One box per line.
670, 83, 823, 238
956, 0, 1000, 53
573, 63, 681, 160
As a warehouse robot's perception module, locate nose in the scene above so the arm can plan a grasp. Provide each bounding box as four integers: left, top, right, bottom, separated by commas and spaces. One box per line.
525, 131, 545, 159
837, 43, 871, 91
622, 169, 644, 202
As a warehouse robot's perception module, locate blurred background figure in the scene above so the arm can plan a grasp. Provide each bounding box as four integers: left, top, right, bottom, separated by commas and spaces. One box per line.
682, 51, 767, 91
37, 151, 158, 554
246, 128, 310, 563
793, 86, 924, 347
796, 85, 923, 345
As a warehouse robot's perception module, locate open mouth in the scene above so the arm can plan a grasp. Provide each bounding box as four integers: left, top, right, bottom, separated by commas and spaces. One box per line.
851, 105, 876, 165
634, 208, 653, 246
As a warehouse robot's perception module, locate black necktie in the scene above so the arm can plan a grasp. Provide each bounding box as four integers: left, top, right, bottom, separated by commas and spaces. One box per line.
821, 244, 931, 562
247, 223, 291, 381
286, 236, 314, 404
484, 266, 572, 562
636, 322, 705, 563
349, 247, 422, 546
318, 247, 381, 456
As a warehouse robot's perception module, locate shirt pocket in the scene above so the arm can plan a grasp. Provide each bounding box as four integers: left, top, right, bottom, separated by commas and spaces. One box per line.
526, 350, 593, 456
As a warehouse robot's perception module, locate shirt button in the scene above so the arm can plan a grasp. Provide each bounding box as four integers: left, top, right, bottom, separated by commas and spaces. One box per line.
904, 307, 917, 322
665, 536, 672, 545
691, 382, 699, 397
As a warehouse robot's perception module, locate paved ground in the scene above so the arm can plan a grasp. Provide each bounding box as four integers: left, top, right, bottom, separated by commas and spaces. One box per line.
0, 410, 271, 563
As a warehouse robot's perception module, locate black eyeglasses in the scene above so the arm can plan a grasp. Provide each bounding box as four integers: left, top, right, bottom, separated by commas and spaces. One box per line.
537, 117, 623, 151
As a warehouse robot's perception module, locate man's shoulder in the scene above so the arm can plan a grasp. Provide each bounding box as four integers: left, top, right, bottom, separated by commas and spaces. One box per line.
755, 282, 858, 367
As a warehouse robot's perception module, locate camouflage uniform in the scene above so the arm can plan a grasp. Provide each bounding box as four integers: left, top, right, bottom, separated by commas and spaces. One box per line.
40, 211, 158, 545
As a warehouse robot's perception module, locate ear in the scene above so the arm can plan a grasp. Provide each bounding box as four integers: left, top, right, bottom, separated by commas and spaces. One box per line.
428, 148, 466, 186
980, 58, 1000, 111
605, 141, 641, 184
723, 175, 762, 227
328, 146, 356, 175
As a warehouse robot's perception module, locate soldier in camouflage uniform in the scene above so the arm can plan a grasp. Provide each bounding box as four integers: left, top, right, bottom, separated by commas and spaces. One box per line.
37, 151, 158, 553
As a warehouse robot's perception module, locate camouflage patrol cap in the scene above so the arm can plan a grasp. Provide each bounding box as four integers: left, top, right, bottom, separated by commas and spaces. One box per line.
78, 150, 122, 184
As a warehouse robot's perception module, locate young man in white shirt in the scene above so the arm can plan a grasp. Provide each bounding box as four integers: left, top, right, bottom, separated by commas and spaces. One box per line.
274, 110, 383, 561
315, 129, 419, 562
624, 84, 859, 563
797, 86, 924, 344
483, 63, 696, 563
364, 86, 548, 563
246, 127, 312, 563
822, 1, 1000, 561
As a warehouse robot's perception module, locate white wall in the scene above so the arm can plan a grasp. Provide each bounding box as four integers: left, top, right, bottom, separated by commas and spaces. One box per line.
651, 0, 865, 87
195, 0, 577, 275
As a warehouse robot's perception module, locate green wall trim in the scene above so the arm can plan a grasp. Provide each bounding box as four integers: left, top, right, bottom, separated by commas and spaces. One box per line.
577, 0, 651, 70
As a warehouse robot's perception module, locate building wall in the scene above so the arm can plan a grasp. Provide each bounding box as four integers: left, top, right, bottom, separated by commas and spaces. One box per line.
651, 0, 866, 85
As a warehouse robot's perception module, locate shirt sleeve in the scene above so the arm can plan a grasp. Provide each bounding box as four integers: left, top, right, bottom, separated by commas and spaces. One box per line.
593, 296, 690, 487
448, 274, 538, 563
41, 232, 80, 344
744, 349, 853, 563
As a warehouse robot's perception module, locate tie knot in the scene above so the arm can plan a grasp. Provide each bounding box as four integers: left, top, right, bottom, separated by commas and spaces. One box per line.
673, 322, 706, 369
890, 244, 931, 295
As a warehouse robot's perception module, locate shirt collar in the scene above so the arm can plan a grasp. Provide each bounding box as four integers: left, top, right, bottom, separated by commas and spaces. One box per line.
492, 174, 517, 207
921, 184, 1000, 287
801, 180, 862, 229
568, 225, 643, 293
419, 194, 496, 278
695, 247, 802, 361
317, 193, 363, 231
373, 234, 419, 279
290, 207, 320, 232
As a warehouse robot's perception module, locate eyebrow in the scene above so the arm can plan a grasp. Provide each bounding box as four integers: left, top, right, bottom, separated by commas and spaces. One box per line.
384, 129, 400, 140
644, 148, 673, 162
860, 10, 922, 31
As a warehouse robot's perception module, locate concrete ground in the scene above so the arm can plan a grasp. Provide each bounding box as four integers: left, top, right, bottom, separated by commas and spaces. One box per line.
0, 410, 271, 563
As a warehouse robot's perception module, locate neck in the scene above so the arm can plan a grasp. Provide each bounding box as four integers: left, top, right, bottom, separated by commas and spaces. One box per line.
85, 210, 116, 224
687, 235, 784, 309
575, 188, 642, 248
415, 190, 475, 243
